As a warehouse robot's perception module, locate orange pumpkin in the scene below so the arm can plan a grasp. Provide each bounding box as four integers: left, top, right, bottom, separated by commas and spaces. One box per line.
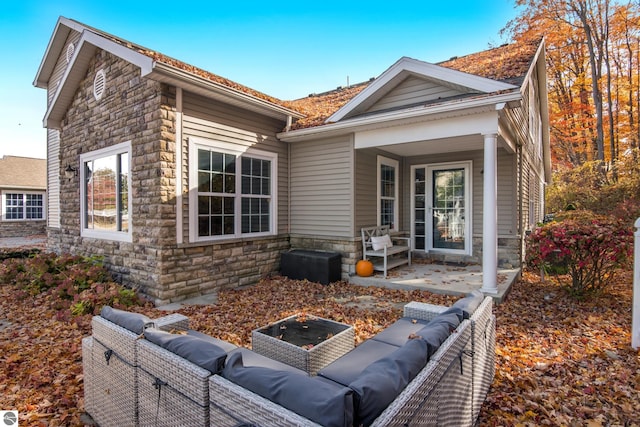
356, 259, 374, 277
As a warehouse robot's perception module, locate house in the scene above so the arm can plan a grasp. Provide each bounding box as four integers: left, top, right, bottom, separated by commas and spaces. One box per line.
33, 17, 550, 304
0, 156, 47, 238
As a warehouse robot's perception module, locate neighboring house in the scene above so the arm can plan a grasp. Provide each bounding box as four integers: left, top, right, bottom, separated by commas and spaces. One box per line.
33, 17, 550, 304
0, 156, 47, 238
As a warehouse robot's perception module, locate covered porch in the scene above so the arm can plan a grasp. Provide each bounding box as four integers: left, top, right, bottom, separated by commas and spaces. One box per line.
349, 260, 519, 303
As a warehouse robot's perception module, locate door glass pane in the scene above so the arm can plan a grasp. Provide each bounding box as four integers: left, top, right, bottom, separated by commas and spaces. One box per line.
432, 168, 465, 250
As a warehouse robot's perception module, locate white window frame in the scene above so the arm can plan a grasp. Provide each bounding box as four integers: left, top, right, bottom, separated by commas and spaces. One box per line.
80, 141, 132, 242
1, 191, 46, 221
377, 156, 399, 231
188, 137, 278, 242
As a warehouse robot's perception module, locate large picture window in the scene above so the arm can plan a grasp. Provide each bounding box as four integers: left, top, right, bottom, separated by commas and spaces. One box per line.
80, 141, 131, 242
190, 138, 276, 241
2, 192, 45, 220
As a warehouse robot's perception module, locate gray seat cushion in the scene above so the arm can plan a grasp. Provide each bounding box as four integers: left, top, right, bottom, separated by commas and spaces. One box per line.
143, 328, 227, 374
100, 306, 152, 334
370, 317, 430, 347
349, 338, 429, 426
226, 347, 305, 374
317, 339, 400, 387
222, 352, 354, 427
452, 290, 485, 319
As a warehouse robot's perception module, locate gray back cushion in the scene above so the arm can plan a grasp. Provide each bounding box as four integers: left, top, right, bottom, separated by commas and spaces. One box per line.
100, 306, 152, 334
349, 338, 429, 426
452, 290, 484, 319
144, 329, 227, 374
222, 352, 354, 427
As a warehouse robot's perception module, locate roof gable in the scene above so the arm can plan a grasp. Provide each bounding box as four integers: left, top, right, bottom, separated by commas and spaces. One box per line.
35, 17, 303, 129
327, 56, 517, 123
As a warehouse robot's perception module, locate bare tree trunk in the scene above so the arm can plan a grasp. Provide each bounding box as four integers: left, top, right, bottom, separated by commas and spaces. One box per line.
571, 0, 607, 161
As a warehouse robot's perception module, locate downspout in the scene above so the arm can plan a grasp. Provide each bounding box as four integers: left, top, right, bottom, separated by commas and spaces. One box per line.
175, 87, 183, 244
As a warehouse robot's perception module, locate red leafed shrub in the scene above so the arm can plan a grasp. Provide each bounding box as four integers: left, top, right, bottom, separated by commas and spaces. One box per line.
526, 211, 633, 298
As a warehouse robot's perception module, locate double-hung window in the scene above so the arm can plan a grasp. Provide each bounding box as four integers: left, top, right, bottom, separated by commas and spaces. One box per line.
377, 156, 398, 231
190, 138, 276, 241
2, 192, 45, 220
80, 141, 132, 242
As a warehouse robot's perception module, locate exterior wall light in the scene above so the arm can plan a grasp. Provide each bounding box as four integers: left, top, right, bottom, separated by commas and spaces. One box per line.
65, 164, 78, 179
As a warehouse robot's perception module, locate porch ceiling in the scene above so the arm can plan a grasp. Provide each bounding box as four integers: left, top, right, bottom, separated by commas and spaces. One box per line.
368, 135, 484, 157
363, 134, 506, 157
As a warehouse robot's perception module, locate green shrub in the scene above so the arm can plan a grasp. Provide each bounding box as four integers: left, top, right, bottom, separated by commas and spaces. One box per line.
526, 212, 633, 298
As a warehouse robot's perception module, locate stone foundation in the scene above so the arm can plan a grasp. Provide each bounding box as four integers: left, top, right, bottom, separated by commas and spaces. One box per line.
0, 221, 46, 238
48, 227, 290, 305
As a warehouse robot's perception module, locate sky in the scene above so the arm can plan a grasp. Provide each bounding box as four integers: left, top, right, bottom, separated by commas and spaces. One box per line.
0, 0, 521, 160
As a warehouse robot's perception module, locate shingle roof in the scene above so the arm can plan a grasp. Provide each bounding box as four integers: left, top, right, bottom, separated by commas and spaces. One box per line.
0, 156, 47, 189
66, 18, 540, 132
286, 40, 540, 130
68, 18, 297, 112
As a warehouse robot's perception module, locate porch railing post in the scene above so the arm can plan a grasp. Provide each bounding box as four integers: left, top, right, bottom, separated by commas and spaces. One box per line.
632, 217, 640, 349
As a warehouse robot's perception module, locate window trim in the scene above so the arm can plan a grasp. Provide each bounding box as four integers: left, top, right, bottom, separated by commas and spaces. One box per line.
1, 191, 46, 221
377, 156, 399, 231
80, 141, 132, 242
188, 137, 278, 242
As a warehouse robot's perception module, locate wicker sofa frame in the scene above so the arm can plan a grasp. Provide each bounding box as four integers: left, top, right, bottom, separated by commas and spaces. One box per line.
83, 298, 495, 427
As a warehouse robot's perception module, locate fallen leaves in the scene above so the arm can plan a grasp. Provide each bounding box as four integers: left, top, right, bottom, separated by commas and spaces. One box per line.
1, 266, 639, 425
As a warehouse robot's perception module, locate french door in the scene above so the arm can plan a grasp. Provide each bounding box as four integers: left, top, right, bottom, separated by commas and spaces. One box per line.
412, 162, 471, 254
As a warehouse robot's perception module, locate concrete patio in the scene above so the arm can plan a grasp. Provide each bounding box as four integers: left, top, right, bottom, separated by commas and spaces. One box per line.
348, 261, 519, 303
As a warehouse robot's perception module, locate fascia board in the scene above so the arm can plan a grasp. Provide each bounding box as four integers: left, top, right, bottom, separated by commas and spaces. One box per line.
280, 91, 522, 142
43, 30, 155, 128
33, 17, 86, 88
327, 56, 518, 123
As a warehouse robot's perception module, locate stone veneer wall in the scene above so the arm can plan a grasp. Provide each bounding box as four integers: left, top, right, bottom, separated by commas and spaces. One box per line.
0, 221, 46, 238
289, 235, 358, 278
54, 50, 172, 301
51, 50, 293, 305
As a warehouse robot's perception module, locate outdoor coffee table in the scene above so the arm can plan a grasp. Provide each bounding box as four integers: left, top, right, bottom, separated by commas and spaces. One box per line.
251, 314, 354, 376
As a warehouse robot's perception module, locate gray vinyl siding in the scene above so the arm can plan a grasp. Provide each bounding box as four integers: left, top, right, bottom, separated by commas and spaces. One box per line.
47, 129, 60, 228
354, 149, 403, 231
181, 92, 288, 240
46, 30, 81, 228
290, 135, 354, 237
403, 149, 516, 239
366, 76, 466, 114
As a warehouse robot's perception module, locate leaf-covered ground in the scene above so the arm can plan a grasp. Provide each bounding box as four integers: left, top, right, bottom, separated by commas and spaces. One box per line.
1, 269, 638, 426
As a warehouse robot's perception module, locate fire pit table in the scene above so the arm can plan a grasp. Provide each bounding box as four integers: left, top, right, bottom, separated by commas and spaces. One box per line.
251, 314, 354, 376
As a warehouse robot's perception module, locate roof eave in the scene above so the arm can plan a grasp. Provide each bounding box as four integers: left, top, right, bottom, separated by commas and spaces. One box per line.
326, 57, 518, 123
33, 17, 87, 88
279, 91, 522, 142
150, 62, 304, 122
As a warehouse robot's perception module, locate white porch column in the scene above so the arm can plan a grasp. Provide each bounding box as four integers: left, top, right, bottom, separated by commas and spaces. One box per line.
481, 133, 498, 294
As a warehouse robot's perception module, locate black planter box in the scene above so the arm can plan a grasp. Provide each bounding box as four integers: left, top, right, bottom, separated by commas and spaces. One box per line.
280, 250, 341, 285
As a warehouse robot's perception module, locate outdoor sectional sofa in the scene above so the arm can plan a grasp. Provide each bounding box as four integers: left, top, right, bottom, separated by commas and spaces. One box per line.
82, 291, 495, 427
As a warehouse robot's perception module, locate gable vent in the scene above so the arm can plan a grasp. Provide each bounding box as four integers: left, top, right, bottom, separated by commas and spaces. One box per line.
93, 69, 106, 101
66, 43, 75, 64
